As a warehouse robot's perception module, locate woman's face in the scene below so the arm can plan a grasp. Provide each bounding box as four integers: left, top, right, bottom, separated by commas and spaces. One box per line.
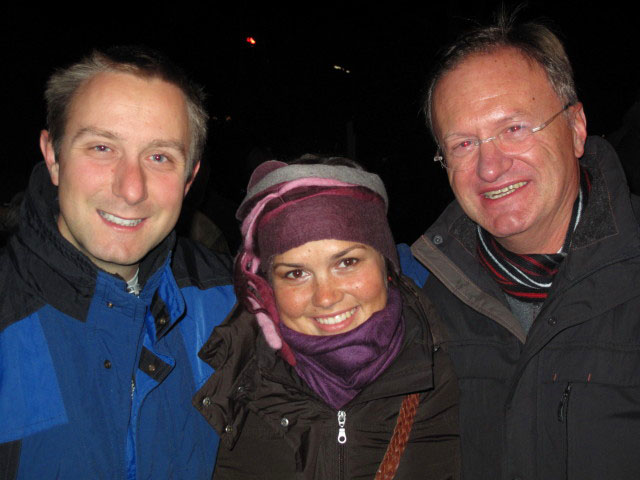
271, 239, 388, 336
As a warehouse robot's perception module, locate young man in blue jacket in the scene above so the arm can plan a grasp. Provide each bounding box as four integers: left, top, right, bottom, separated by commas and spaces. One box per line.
0, 47, 236, 479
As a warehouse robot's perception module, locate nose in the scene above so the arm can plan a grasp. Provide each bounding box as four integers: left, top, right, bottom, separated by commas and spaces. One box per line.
475, 139, 513, 183
112, 158, 147, 205
312, 276, 343, 309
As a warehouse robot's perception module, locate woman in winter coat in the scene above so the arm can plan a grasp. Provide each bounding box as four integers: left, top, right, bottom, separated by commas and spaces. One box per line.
194, 158, 460, 479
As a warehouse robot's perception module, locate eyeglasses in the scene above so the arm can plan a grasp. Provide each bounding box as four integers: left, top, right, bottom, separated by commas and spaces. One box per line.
434, 103, 573, 171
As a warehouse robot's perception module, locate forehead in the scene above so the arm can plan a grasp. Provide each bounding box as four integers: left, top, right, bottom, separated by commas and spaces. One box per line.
432, 48, 561, 137
65, 71, 189, 140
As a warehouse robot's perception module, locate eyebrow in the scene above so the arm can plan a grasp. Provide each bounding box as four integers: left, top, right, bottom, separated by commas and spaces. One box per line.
71, 127, 122, 143
272, 262, 304, 270
71, 127, 186, 157
442, 111, 531, 140
147, 139, 187, 157
330, 244, 367, 260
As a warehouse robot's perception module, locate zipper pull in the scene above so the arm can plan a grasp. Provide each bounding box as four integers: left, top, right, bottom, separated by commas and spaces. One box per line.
557, 383, 572, 422
337, 410, 347, 444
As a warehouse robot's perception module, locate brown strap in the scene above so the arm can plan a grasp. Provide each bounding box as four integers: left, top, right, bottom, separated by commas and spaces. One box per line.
375, 393, 421, 480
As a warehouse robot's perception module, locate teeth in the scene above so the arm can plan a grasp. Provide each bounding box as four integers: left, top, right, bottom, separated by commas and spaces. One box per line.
483, 181, 527, 200
315, 307, 357, 325
99, 211, 143, 227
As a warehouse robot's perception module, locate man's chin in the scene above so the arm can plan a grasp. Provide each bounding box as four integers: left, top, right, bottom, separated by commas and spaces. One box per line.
473, 214, 527, 237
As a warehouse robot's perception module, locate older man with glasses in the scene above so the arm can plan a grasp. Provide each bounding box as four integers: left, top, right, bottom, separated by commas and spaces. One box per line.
409, 14, 640, 480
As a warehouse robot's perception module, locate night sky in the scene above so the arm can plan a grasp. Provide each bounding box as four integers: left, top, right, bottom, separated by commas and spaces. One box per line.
2, 2, 636, 244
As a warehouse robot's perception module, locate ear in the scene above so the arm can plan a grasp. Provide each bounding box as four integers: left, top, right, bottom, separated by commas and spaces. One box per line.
40, 130, 60, 186
569, 102, 588, 159
184, 160, 201, 196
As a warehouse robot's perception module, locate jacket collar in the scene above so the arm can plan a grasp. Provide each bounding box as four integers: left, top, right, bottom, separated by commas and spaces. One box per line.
558, 137, 640, 282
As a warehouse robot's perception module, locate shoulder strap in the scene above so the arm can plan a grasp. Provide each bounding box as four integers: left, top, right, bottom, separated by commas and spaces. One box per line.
375, 393, 421, 480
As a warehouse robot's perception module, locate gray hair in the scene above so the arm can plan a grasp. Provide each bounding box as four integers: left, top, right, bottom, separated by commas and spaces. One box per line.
424, 10, 578, 141
44, 46, 207, 178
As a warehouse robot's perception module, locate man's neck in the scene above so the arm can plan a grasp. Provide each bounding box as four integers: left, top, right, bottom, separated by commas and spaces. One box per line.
106, 264, 140, 283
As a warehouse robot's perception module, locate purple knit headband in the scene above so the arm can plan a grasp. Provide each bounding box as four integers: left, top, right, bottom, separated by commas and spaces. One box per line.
257, 188, 395, 273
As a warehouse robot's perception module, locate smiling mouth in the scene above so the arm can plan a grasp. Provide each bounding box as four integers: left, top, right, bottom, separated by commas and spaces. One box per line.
314, 307, 358, 325
99, 210, 143, 227
483, 181, 528, 200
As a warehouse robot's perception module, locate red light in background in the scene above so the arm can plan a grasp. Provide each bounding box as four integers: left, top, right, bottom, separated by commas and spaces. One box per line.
246, 37, 256, 45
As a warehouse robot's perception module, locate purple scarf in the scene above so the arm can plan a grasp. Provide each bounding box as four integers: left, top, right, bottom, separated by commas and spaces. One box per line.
280, 285, 404, 410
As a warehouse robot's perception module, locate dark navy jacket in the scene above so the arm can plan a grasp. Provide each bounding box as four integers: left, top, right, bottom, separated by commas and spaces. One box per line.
0, 163, 236, 479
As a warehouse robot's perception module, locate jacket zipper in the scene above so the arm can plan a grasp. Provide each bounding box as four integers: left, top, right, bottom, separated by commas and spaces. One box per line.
337, 410, 347, 444
337, 410, 347, 479
557, 382, 573, 479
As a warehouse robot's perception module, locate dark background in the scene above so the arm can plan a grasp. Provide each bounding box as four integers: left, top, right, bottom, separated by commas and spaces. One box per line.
2, 2, 637, 246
